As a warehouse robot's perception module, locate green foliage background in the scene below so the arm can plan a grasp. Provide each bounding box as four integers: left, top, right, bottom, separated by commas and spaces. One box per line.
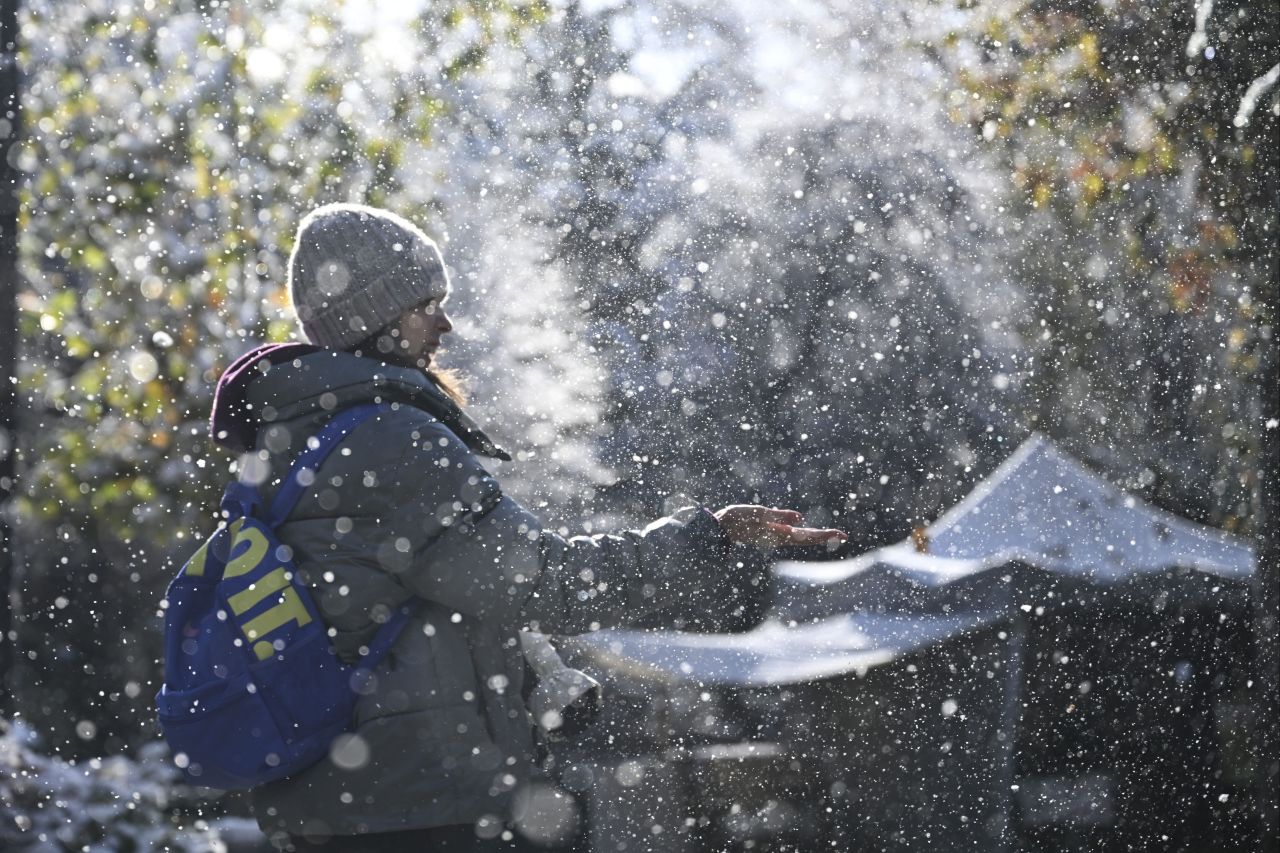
930, 0, 1277, 531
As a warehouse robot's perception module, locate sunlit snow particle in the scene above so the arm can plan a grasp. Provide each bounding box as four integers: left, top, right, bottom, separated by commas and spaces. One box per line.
317, 261, 351, 297
246, 47, 287, 85
474, 815, 504, 840
514, 782, 581, 845
237, 450, 272, 486
129, 351, 159, 383
614, 760, 646, 787
941, 699, 958, 717
607, 71, 646, 98
329, 733, 371, 770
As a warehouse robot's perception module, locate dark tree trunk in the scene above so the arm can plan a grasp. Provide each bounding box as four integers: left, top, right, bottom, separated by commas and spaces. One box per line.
0, 0, 19, 718
1257, 243, 1280, 852
1250, 87, 1280, 848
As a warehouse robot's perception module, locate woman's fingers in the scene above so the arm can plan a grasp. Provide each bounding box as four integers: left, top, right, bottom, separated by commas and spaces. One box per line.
765, 522, 847, 546
713, 504, 847, 548
788, 526, 848, 546
722, 505, 801, 524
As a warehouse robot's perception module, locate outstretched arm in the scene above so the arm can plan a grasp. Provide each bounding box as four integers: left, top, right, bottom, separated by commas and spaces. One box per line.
390, 418, 846, 636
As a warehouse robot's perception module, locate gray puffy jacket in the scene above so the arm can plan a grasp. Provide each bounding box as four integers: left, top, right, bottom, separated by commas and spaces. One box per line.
212, 348, 729, 838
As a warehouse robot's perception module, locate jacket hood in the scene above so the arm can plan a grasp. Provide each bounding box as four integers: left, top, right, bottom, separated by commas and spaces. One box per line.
210, 343, 322, 453
209, 343, 510, 460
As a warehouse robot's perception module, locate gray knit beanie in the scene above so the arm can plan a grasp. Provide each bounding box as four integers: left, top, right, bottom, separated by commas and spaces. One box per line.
287, 203, 451, 350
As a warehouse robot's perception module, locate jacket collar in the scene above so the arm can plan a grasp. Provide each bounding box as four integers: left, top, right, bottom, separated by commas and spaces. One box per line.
211, 344, 511, 461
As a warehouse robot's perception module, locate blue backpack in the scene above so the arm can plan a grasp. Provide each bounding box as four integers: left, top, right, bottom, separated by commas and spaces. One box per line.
156, 402, 417, 789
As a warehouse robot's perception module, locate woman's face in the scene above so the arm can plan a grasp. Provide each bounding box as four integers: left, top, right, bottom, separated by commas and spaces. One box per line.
392, 298, 453, 368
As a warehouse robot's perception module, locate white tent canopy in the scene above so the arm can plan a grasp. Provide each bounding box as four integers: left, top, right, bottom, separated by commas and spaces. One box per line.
773, 433, 1256, 622
570, 434, 1255, 689
567, 610, 1004, 688
920, 433, 1253, 579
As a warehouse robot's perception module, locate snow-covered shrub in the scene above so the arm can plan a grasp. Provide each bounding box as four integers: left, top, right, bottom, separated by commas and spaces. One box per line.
0, 719, 263, 852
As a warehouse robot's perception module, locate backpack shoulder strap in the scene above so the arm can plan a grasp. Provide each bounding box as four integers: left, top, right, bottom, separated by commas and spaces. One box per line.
264, 402, 390, 527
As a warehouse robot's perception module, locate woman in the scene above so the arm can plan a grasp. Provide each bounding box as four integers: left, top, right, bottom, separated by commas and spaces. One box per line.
209, 203, 845, 851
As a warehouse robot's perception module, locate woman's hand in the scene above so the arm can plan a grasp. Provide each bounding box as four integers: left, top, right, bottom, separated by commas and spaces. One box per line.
713, 505, 848, 549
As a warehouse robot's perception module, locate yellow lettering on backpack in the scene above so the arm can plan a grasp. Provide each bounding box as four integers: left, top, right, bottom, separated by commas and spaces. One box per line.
224, 519, 270, 579
185, 537, 213, 577
241, 587, 312, 660
226, 566, 292, 616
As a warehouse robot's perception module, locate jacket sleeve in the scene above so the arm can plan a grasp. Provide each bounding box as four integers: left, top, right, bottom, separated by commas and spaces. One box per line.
385, 417, 732, 636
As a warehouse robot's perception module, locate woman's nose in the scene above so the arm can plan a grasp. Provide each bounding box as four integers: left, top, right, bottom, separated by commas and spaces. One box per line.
436, 308, 453, 333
